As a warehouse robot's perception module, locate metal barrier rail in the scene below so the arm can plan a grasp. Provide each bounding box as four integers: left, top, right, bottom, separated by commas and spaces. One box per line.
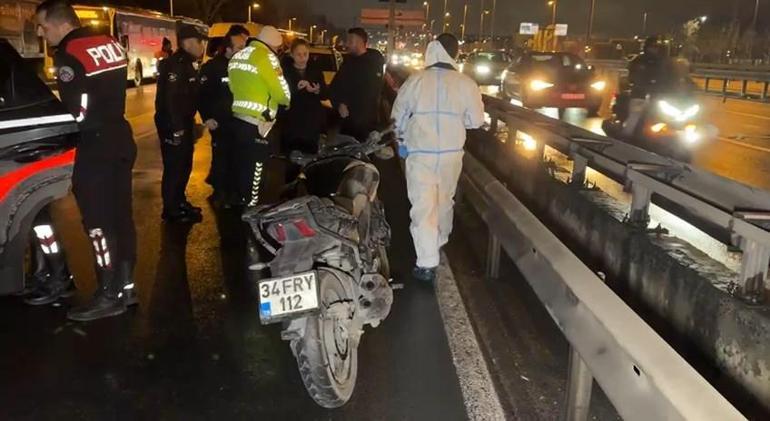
460, 152, 745, 420
483, 94, 770, 302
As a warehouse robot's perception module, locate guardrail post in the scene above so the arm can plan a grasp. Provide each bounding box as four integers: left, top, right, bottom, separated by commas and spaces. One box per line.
737, 238, 769, 303
704, 77, 710, 93
763, 82, 769, 101
721, 79, 729, 96
570, 154, 588, 187
741, 80, 749, 97
564, 347, 593, 421
486, 234, 501, 280
629, 183, 651, 226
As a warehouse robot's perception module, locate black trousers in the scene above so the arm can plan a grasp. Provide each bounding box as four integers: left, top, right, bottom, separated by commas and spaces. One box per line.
208, 119, 238, 198
231, 118, 270, 204
159, 123, 194, 213
72, 122, 137, 265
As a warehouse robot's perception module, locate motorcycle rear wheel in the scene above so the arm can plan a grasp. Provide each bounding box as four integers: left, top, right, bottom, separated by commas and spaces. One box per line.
292, 269, 358, 408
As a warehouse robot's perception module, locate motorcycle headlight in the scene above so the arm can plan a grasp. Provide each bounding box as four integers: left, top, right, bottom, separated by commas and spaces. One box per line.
530, 79, 554, 91
475, 64, 491, 75
590, 80, 606, 91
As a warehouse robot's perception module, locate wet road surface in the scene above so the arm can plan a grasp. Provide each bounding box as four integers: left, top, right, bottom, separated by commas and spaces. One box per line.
0, 86, 468, 420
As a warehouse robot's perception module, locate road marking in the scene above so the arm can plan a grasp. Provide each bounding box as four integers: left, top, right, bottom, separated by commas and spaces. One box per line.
725, 109, 770, 121
436, 251, 506, 421
718, 136, 770, 153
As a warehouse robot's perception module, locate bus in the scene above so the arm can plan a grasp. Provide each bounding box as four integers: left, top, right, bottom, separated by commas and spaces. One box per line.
44, 5, 208, 85
0, 0, 44, 69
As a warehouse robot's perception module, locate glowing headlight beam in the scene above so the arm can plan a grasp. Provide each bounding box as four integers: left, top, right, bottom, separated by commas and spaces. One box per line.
530, 79, 554, 91
475, 64, 491, 75
590, 80, 606, 91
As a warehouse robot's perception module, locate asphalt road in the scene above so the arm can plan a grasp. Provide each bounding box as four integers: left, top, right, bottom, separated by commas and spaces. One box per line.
0, 85, 469, 420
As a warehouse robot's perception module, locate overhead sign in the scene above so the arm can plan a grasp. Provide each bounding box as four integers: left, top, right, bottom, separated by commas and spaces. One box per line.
555, 24, 568, 36
360, 8, 425, 27
519, 22, 539, 35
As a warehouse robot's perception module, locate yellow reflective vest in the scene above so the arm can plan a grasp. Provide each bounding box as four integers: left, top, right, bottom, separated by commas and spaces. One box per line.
228, 40, 291, 121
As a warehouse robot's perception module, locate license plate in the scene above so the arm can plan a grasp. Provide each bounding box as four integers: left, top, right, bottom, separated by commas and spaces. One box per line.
562, 93, 586, 100
258, 271, 319, 322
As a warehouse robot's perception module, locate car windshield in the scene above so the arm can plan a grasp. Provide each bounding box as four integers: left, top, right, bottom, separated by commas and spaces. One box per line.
0, 42, 57, 112
529, 53, 587, 70
309, 52, 337, 72
475, 52, 509, 63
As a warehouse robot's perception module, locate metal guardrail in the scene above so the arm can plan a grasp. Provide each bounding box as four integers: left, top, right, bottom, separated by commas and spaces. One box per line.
587, 59, 770, 99
460, 152, 745, 420
483, 95, 770, 302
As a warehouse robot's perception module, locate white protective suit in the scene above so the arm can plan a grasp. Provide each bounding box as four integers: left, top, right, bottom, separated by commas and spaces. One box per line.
391, 41, 485, 269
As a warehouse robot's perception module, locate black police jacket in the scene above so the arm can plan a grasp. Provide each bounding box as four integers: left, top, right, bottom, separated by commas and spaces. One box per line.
155, 49, 200, 133
54, 27, 128, 132
198, 53, 232, 125
279, 58, 329, 144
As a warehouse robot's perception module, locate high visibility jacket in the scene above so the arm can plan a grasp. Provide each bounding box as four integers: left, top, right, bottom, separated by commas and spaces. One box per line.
228, 40, 291, 122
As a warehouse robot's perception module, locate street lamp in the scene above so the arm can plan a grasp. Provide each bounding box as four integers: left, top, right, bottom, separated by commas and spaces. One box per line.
320, 29, 327, 44
310, 25, 317, 43
430, 19, 436, 34
443, 12, 451, 32
642, 11, 648, 35
248, 3, 260, 23
423, 1, 430, 25
461, 2, 469, 41
548, 0, 558, 27
699, 15, 708, 23
289, 17, 297, 32
490, 0, 497, 39
479, 9, 490, 42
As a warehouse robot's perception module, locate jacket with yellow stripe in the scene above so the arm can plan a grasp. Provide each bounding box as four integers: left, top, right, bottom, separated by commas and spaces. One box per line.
228, 40, 291, 122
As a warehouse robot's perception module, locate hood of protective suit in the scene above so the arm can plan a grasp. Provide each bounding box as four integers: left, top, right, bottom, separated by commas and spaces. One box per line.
424, 40, 457, 70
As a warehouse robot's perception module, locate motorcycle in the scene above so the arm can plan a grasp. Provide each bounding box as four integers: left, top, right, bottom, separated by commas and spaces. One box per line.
602, 73, 712, 163
243, 126, 396, 408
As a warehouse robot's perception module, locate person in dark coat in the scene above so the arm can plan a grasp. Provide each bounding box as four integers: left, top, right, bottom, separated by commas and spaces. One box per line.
329, 27, 384, 141
199, 25, 250, 205
280, 38, 329, 182
281, 39, 329, 151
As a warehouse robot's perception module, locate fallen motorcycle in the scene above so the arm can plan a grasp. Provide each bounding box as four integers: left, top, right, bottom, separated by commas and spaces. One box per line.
243, 126, 396, 408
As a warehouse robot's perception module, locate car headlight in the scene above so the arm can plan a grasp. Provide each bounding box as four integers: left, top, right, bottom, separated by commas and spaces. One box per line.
682, 104, 700, 120
683, 124, 700, 144
590, 80, 606, 91
658, 100, 700, 122
530, 79, 554, 91
475, 64, 491, 75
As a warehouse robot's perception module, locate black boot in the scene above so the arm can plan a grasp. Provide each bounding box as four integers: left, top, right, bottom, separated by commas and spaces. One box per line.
66, 266, 126, 322
15, 243, 47, 297
24, 252, 76, 306
116, 261, 139, 307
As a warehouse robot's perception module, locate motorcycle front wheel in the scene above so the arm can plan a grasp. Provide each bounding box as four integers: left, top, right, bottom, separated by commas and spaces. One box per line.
292, 269, 358, 408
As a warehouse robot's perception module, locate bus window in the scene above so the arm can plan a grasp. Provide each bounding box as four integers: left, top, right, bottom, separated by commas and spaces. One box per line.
120, 35, 129, 49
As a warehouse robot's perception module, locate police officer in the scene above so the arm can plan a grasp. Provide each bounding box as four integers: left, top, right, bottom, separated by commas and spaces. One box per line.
35, 0, 137, 321
155, 25, 206, 222
200, 25, 249, 206
228, 26, 291, 206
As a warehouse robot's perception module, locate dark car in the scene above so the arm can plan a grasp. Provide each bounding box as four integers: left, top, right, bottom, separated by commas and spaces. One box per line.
0, 39, 77, 293
461, 50, 512, 86
501, 51, 605, 115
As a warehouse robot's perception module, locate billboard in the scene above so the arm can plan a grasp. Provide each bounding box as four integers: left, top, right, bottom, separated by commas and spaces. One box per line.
519, 22, 539, 35
360, 8, 426, 27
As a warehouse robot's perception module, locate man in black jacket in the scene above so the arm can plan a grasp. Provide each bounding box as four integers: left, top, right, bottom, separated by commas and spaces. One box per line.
330, 28, 385, 141
35, 0, 137, 321
155, 25, 206, 222
199, 25, 249, 205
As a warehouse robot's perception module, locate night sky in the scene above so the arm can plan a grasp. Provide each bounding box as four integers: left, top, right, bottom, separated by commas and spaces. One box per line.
278, 0, 764, 38
101, 0, 766, 38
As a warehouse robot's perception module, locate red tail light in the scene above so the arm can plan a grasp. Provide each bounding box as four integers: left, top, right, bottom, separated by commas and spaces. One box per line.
293, 219, 316, 238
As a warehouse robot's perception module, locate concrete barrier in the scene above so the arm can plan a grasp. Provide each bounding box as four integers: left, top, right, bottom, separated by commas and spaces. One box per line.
465, 129, 770, 414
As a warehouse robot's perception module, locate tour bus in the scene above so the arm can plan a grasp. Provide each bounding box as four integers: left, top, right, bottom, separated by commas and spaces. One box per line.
0, 0, 45, 74
44, 5, 208, 85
